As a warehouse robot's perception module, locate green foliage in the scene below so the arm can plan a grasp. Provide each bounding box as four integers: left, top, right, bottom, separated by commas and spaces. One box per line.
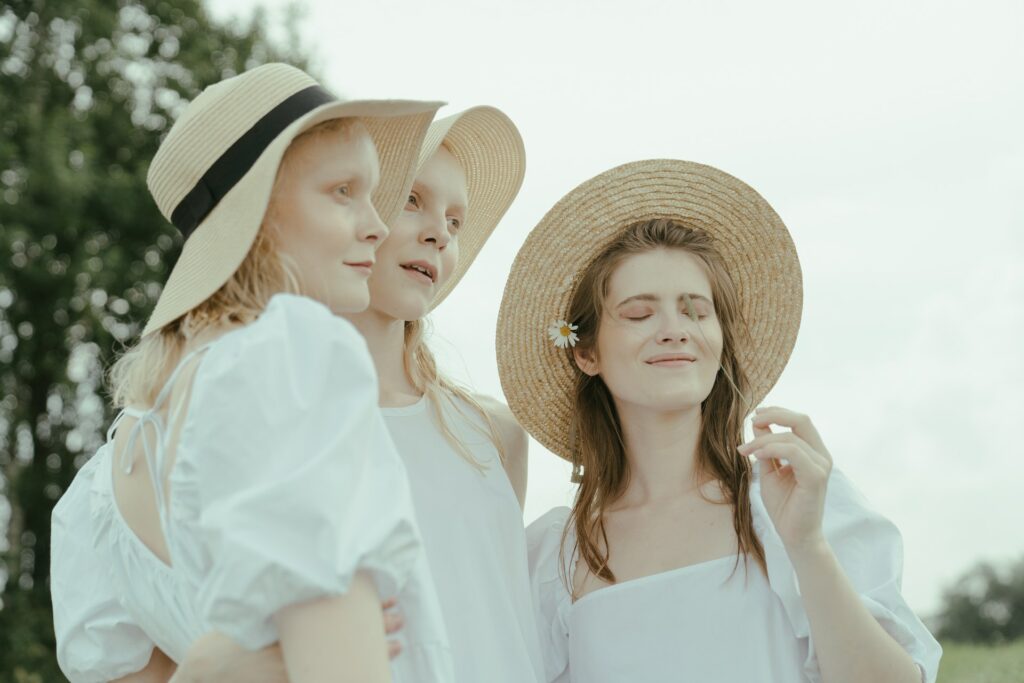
937, 556, 1024, 645
0, 1, 308, 679
937, 640, 1024, 683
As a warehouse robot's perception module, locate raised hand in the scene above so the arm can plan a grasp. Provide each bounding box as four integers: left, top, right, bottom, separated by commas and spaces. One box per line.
737, 406, 833, 554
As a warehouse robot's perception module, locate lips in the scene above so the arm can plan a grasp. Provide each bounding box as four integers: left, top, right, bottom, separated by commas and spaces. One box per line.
400, 260, 437, 284
344, 260, 374, 275
645, 353, 697, 366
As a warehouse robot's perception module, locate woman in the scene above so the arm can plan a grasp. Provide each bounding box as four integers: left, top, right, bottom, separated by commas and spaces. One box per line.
497, 160, 943, 682
161, 107, 544, 683
49, 63, 451, 683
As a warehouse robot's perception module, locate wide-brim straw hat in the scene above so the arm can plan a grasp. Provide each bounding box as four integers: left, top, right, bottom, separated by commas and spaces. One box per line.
414, 106, 526, 309
496, 159, 802, 461
141, 63, 444, 337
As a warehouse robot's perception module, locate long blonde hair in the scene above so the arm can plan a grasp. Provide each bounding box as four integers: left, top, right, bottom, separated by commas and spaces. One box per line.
403, 318, 507, 470
109, 118, 359, 408
564, 218, 765, 595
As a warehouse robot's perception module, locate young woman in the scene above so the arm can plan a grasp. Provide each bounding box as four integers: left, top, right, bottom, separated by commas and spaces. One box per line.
49, 63, 451, 683
496, 160, 943, 682
157, 107, 544, 683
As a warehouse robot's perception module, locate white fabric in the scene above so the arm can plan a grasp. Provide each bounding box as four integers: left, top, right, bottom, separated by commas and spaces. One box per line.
527, 466, 942, 683
383, 394, 545, 683
51, 294, 452, 682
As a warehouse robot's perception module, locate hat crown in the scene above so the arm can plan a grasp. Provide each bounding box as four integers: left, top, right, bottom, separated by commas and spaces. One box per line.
146, 63, 324, 222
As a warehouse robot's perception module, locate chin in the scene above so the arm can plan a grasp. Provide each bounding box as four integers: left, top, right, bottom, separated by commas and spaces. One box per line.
382, 293, 431, 323
332, 291, 371, 314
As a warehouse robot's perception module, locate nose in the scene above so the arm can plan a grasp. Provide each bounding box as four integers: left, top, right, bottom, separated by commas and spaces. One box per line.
419, 211, 452, 250
359, 200, 389, 245
657, 321, 690, 345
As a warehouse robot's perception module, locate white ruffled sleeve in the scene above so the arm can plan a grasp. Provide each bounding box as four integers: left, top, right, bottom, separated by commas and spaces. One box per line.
51, 454, 155, 682
750, 464, 942, 683
187, 294, 421, 650
526, 506, 574, 683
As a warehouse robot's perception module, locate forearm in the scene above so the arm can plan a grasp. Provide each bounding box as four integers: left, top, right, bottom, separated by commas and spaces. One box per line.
274, 572, 391, 683
169, 634, 286, 683
789, 539, 920, 683
111, 648, 177, 683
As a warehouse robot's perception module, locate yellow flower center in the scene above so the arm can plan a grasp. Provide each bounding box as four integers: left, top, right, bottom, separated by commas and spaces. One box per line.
560, 325, 571, 336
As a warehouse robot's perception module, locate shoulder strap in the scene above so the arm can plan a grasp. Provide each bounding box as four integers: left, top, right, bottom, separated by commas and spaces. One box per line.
111, 342, 215, 544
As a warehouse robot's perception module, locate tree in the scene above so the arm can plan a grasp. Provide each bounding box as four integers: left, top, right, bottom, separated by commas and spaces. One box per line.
0, 2, 307, 679
936, 555, 1024, 644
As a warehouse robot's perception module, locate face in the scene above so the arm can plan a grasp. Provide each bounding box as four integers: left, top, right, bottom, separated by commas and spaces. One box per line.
268, 123, 388, 313
574, 248, 724, 416
363, 145, 467, 321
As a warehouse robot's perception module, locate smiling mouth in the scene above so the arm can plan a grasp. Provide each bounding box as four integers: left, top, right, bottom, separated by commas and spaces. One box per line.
400, 262, 437, 283
645, 354, 697, 367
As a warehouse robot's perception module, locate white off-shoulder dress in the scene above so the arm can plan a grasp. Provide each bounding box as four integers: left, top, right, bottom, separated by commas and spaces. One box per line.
383, 394, 545, 682
50, 294, 453, 683
527, 466, 942, 683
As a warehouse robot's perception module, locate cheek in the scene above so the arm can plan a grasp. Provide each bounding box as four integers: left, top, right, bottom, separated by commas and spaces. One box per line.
439, 241, 460, 283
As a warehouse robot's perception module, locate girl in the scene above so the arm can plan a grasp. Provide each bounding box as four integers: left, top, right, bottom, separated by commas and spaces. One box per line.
50, 63, 450, 683
161, 107, 544, 683
497, 160, 943, 682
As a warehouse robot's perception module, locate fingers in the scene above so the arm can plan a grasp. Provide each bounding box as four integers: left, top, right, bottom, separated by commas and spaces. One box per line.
751, 406, 830, 461
381, 597, 398, 610
383, 610, 404, 635
749, 441, 829, 484
387, 639, 403, 660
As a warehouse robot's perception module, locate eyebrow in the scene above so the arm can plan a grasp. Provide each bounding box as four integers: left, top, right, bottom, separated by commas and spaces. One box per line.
614, 293, 713, 308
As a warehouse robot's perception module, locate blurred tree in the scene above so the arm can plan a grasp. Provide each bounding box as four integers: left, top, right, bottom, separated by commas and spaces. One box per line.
937, 555, 1024, 644
0, 1, 308, 679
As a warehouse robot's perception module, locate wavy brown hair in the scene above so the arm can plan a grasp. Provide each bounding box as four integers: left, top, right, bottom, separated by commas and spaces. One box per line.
563, 218, 765, 596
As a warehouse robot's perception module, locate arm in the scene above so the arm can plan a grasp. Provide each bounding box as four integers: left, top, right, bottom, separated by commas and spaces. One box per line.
273, 572, 390, 683
788, 540, 920, 683
740, 407, 922, 683
112, 649, 176, 683
170, 601, 405, 683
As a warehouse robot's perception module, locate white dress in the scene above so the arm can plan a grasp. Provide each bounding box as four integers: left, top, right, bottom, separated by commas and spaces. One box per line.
50, 294, 453, 683
383, 394, 545, 683
527, 466, 942, 683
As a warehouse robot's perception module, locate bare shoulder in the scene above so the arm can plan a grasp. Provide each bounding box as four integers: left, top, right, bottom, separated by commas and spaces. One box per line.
472, 394, 528, 508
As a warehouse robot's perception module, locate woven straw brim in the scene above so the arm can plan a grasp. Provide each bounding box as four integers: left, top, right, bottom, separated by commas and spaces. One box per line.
414, 106, 525, 309
141, 99, 442, 338
496, 159, 802, 461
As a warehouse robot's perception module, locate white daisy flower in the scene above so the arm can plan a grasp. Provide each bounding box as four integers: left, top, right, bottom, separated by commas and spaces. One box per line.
548, 320, 579, 348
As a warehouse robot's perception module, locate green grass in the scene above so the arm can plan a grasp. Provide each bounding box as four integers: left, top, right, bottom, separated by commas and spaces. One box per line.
937, 640, 1024, 683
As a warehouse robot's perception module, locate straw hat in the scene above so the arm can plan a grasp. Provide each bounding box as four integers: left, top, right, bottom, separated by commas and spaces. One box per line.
414, 106, 526, 309
141, 63, 444, 337
496, 159, 802, 461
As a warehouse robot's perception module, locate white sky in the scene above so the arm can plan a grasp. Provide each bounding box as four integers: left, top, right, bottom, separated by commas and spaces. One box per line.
211, 0, 1024, 616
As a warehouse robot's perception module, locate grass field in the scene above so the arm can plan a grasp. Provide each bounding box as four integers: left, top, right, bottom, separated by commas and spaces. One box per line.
937, 640, 1024, 683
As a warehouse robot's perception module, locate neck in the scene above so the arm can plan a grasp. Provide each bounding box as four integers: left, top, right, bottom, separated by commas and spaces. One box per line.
613, 400, 704, 508
343, 308, 420, 406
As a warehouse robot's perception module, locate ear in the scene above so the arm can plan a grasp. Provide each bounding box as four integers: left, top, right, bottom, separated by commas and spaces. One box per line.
573, 345, 600, 377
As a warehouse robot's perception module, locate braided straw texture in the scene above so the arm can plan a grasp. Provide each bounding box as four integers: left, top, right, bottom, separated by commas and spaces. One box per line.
141, 63, 442, 337
496, 159, 802, 461
417, 106, 526, 309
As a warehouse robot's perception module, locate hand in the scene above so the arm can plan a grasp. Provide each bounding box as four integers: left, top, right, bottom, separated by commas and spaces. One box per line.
382, 596, 405, 659
737, 406, 833, 554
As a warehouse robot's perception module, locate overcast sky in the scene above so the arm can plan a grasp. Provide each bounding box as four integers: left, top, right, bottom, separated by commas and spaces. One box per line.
210, 0, 1024, 616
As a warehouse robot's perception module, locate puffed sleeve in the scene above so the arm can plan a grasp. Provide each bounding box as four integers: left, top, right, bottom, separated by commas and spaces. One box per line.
526, 506, 574, 683
51, 453, 155, 682
187, 294, 422, 650
750, 464, 942, 683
